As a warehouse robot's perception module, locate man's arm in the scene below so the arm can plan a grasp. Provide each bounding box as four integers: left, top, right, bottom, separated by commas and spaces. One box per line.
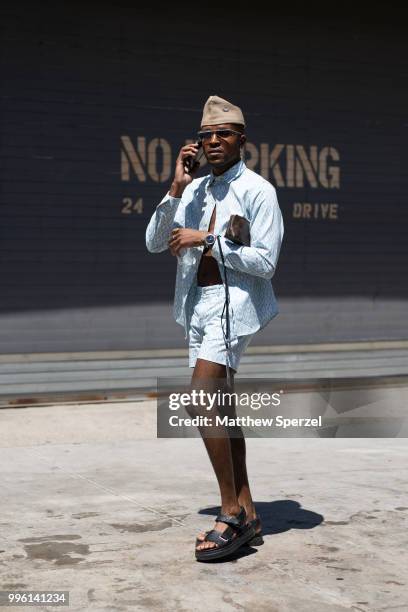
211, 184, 284, 280
145, 192, 183, 253
145, 142, 201, 253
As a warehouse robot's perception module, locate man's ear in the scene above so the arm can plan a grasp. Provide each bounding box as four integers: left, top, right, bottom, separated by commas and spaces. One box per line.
239, 134, 247, 160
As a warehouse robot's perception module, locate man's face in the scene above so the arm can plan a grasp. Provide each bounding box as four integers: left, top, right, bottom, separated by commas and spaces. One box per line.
199, 123, 246, 170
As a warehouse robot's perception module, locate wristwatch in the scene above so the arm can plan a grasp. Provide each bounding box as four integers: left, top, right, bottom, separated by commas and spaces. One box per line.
203, 233, 216, 248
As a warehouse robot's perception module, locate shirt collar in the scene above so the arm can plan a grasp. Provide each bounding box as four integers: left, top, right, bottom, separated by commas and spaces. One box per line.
208, 159, 246, 186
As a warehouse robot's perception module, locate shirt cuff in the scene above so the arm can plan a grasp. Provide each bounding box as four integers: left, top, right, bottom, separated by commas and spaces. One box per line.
211, 234, 238, 263
157, 191, 181, 208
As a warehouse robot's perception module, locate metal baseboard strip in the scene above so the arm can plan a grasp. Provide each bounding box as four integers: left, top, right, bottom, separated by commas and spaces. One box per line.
1, 339, 408, 363
1, 372, 407, 410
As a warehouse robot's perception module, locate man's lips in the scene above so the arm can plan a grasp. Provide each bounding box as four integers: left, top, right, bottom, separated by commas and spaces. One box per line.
208, 150, 223, 156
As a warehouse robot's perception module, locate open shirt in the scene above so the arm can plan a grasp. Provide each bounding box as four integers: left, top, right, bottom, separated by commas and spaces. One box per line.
145, 159, 284, 340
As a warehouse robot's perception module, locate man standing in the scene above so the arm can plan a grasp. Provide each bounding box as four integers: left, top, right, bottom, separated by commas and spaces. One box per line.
145, 95, 284, 561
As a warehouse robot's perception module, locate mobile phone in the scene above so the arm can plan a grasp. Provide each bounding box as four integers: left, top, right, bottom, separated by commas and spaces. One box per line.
184, 140, 203, 174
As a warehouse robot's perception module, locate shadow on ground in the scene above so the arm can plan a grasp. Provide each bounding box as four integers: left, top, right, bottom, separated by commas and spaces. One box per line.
198, 499, 324, 537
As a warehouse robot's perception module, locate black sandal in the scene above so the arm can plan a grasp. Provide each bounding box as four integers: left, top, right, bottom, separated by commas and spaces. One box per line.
196, 515, 264, 548
246, 517, 264, 546
195, 506, 255, 562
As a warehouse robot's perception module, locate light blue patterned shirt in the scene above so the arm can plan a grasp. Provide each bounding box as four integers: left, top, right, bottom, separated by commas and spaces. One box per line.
145, 159, 284, 340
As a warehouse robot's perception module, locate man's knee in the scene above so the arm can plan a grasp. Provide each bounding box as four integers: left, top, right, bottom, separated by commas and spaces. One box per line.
185, 375, 221, 418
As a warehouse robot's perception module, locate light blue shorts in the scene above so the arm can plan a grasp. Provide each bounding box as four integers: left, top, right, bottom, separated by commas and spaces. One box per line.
188, 284, 254, 372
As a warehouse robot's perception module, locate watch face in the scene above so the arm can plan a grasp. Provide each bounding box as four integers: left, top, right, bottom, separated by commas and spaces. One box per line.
206, 234, 215, 246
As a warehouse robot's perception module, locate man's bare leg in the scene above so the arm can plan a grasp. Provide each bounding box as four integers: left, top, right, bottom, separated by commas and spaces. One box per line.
230, 431, 261, 533
223, 375, 259, 526
196, 428, 261, 544
193, 359, 260, 548
191, 358, 242, 551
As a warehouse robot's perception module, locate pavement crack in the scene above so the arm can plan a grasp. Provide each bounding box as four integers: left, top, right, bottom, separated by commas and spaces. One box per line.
25, 447, 185, 527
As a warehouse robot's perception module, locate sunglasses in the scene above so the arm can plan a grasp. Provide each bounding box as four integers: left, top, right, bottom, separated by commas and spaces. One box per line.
197, 129, 242, 142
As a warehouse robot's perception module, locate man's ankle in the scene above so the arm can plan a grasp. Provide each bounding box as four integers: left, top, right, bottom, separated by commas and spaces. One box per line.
220, 504, 241, 517
239, 501, 256, 518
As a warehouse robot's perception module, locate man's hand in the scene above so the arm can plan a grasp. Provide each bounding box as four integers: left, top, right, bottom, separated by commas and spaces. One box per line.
168, 228, 208, 256
169, 143, 201, 198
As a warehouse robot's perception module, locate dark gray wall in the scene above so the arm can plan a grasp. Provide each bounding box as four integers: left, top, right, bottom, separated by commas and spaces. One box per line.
1, 4, 407, 353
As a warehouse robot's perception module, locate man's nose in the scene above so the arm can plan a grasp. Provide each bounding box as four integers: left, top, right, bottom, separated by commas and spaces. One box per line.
209, 133, 221, 145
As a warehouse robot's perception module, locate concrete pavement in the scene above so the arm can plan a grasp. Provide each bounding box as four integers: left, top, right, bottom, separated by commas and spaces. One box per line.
1, 399, 408, 611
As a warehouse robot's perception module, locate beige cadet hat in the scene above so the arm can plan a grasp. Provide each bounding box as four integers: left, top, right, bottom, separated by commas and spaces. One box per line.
200, 95, 246, 128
